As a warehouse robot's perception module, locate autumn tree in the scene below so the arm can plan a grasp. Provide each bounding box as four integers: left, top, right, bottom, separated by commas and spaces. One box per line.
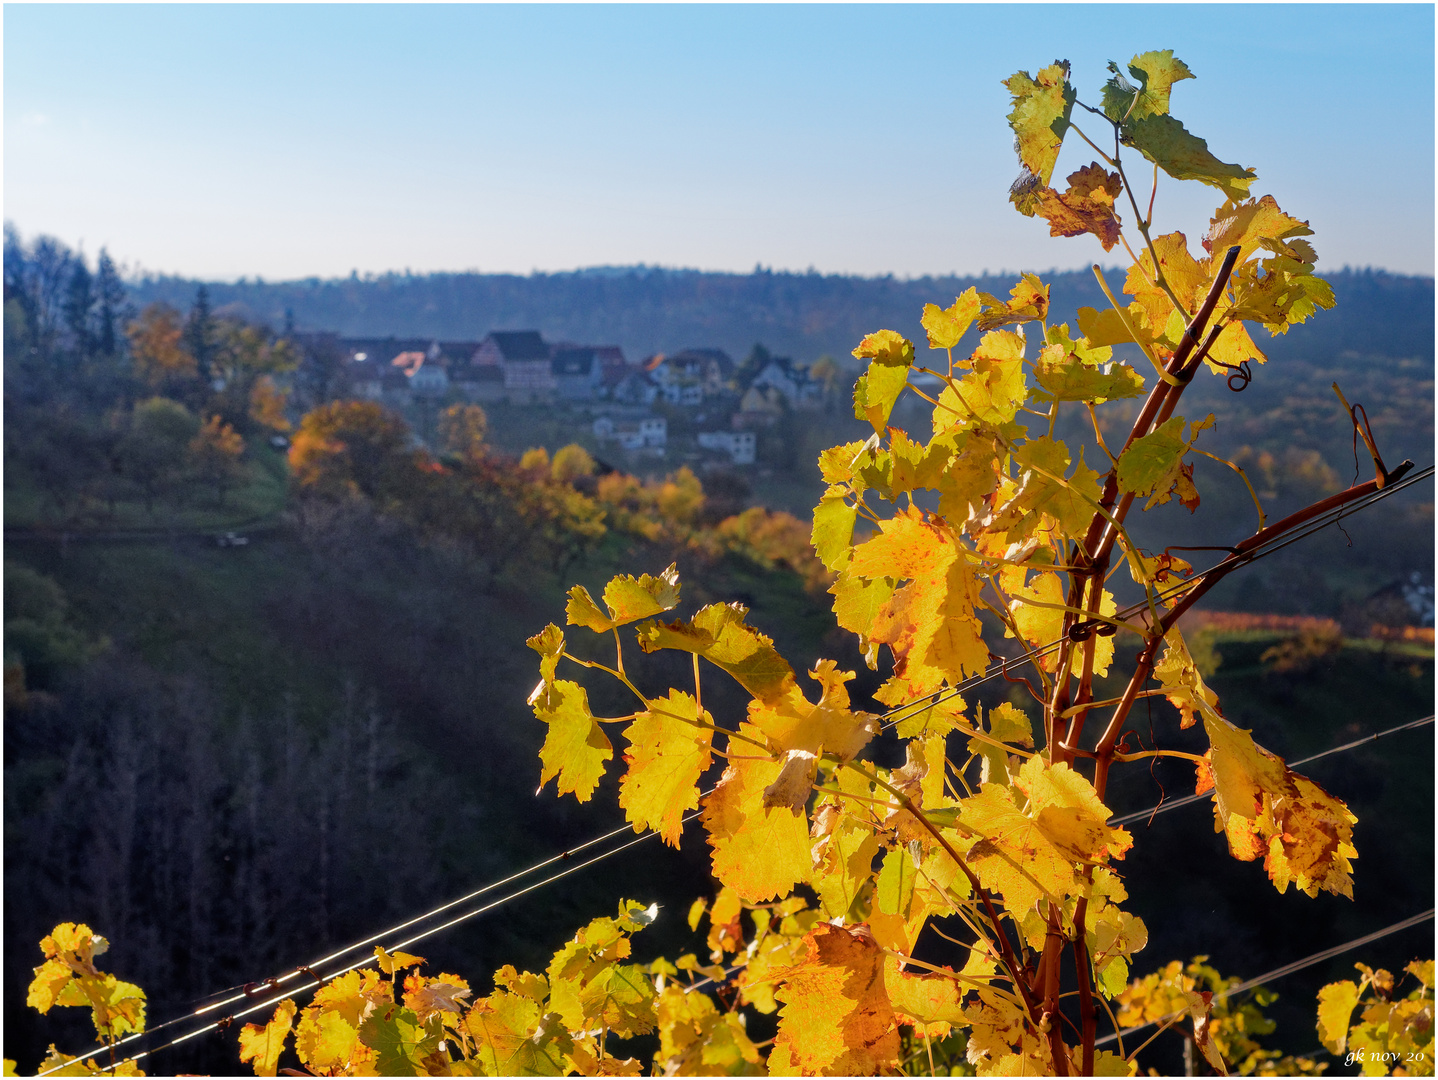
209, 319, 298, 434
550, 443, 597, 484
126, 303, 199, 392
436, 403, 489, 463
289, 400, 423, 505
188, 414, 247, 507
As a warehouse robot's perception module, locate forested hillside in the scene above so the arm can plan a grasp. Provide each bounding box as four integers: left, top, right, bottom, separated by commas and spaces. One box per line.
128, 265, 1432, 374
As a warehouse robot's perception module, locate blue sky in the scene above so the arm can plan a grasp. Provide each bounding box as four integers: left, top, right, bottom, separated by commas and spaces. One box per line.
5, 4, 1433, 281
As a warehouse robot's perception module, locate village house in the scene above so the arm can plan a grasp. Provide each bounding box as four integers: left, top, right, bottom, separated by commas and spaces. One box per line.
448, 361, 506, 403
551, 346, 604, 400
473, 331, 556, 402
608, 368, 659, 406
593, 415, 667, 452
645, 348, 735, 406
697, 429, 756, 466
748, 356, 822, 411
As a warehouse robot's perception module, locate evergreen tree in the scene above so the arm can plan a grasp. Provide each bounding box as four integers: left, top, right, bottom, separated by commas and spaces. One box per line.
93, 249, 127, 357
63, 258, 94, 359
186, 284, 215, 380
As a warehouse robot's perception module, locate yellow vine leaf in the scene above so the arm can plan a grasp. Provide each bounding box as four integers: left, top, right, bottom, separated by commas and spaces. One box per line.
1125, 232, 1209, 333
1005, 62, 1075, 202
852, 329, 914, 433
809, 802, 882, 924
848, 507, 986, 695
885, 955, 965, 1038
949, 330, 1029, 425
1005, 570, 1065, 673
653, 983, 761, 1075
465, 990, 568, 1076
373, 945, 425, 977
637, 601, 796, 705
535, 679, 613, 803
977, 275, 1050, 331
1033, 343, 1144, 405
828, 566, 894, 657
565, 564, 681, 633
962, 985, 1047, 1074
1154, 626, 1220, 729
811, 485, 857, 571
293, 969, 388, 1074
1203, 318, 1266, 372
922, 289, 982, 351
971, 702, 1032, 785
817, 439, 871, 486
770, 923, 901, 1076
1077, 300, 1162, 355
27, 959, 75, 1015
959, 758, 1128, 932
934, 432, 1003, 525
33, 1049, 142, 1077
1205, 195, 1312, 266
1101, 50, 1194, 121
617, 688, 713, 847
1259, 775, 1359, 899
1199, 712, 1358, 897
960, 785, 1080, 926
238, 999, 297, 1078
749, 662, 876, 810
1317, 979, 1361, 1055
1008, 435, 1103, 537
1016, 756, 1133, 863
700, 724, 813, 902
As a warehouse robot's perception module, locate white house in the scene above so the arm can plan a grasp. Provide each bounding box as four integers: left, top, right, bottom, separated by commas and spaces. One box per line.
594, 415, 667, 451
697, 430, 756, 466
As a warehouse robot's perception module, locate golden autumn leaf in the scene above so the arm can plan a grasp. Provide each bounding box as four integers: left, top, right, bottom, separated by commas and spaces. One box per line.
701, 725, 813, 902
637, 602, 796, 705
947, 330, 1029, 426
848, 507, 987, 695
535, 679, 613, 803
565, 565, 681, 633
1317, 980, 1361, 1055
922, 289, 982, 351
749, 661, 877, 795
884, 955, 965, 1038
852, 330, 915, 433
465, 991, 568, 1077
1005, 62, 1075, 202
1154, 626, 1221, 729
1199, 712, 1358, 897
771, 923, 901, 1076
617, 689, 713, 846
237, 999, 296, 1077
654, 983, 762, 1075
1260, 775, 1359, 899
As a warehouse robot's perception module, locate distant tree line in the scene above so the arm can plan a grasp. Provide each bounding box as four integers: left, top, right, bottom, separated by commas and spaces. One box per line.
125, 262, 1433, 371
